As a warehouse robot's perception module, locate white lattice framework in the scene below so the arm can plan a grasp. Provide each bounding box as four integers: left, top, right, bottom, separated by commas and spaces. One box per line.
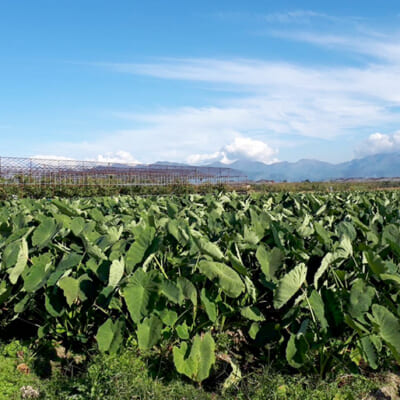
0, 157, 247, 186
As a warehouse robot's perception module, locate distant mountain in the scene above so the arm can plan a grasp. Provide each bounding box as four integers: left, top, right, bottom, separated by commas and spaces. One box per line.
207, 152, 400, 182
338, 152, 400, 179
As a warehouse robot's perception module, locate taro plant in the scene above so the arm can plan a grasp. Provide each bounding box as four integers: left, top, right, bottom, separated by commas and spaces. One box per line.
0, 191, 400, 384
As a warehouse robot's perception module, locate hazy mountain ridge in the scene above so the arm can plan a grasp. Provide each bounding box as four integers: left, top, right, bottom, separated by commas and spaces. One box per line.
112, 152, 400, 182
207, 152, 400, 182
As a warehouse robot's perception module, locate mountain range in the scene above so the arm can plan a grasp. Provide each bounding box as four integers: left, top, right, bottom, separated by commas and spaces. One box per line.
206, 152, 400, 182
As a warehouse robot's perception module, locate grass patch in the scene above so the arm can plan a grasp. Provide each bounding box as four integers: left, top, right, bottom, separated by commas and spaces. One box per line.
233, 371, 379, 400
0, 341, 42, 400
0, 341, 384, 400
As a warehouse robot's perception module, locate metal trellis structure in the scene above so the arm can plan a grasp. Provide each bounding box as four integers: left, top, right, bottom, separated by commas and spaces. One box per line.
0, 156, 247, 186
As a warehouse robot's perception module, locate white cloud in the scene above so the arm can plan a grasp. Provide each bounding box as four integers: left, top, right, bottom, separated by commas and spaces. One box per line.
356, 131, 400, 157
187, 136, 278, 165
94, 151, 139, 164
187, 151, 232, 165
224, 137, 278, 163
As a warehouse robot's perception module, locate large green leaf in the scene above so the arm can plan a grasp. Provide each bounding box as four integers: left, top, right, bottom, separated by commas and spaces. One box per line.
52, 199, 81, 217
240, 306, 265, 322
382, 224, 400, 257
360, 336, 378, 370
348, 279, 375, 320
244, 225, 262, 245
192, 332, 216, 382
176, 322, 190, 340
137, 315, 163, 350
14, 294, 31, 313
0, 281, 12, 305
173, 342, 196, 379
200, 288, 217, 322
177, 277, 197, 307
47, 252, 82, 286
371, 304, 400, 361
126, 224, 155, 272
122, 269, 158, 323
161, 280, 182, 304
45, 288, 65, 317
334, 235, 353, 259
23, 254, 52, 293
380, 273, 400, 287
314, 222, 331, 246
2, 241, 22, 269
158, 309, 178, 326
285, 333, 308, 369
274, 263, 307, 309
256, 246, 283, 281
32, 217, 58, 248
108, 258, 125, 288
227, 250, 248, 276
192, 235, 225, 261
308, 290, 328, 332
314, 252, 334, 288
70, 217, 86, 236
8, 239, 29, 285
58, 276, 80, 306
173, 332, 215, 383
81, 235, 107, 261
337, 222, 357, 241
297, 213, 314, 238
365, 251, 387, 276
197, 260, 245, 298
167, 220, 189, 246
96, 318, 124, 353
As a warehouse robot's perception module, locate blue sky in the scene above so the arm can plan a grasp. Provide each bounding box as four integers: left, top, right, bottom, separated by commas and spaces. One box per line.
2, 0, 400, 165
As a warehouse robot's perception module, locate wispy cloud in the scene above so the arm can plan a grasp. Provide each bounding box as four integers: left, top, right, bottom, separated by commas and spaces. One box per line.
215, 9, 359, 25
100, 55, 400, 141
263, 10, 332, 24
104, 55, 400, 102
269, 30, 400, 62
